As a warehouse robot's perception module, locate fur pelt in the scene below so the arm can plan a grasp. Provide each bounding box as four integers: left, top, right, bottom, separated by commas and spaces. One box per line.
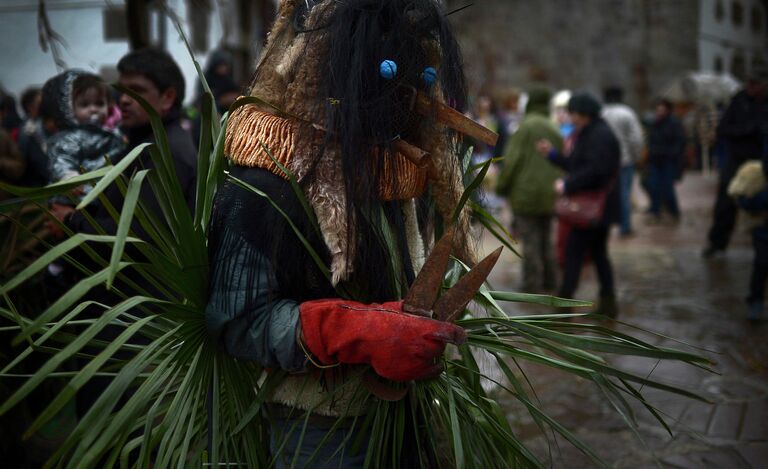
304, 146, 355, 284
229, 0, 474, 284
266, 368, 371, 417
418, 87, 475, 264
403, 199, 426, 273
280, 2, 353, 282
246, 0, 302, 111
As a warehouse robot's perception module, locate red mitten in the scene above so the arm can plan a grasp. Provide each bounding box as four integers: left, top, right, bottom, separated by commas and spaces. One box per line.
299, 299, 466, 382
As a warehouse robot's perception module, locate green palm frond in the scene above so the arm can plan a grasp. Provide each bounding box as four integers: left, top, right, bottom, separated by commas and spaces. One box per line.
0, 17, 714, 469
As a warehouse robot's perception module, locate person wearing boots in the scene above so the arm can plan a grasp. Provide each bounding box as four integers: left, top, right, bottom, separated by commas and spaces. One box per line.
537, 92, 621, 318
703, 68, 767, 257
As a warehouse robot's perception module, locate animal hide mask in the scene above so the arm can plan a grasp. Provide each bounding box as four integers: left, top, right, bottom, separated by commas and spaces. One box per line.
226, 0, 490, 284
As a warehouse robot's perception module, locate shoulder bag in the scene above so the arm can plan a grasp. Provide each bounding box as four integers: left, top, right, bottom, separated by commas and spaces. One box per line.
555, 189, 609, 228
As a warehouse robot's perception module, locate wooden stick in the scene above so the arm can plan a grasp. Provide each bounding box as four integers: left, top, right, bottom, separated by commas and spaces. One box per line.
414, 92, 499, 146
391, 139, 431, 168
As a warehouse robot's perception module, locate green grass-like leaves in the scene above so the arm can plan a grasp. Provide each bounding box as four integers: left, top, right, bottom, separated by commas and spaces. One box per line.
0, 15, 713, 469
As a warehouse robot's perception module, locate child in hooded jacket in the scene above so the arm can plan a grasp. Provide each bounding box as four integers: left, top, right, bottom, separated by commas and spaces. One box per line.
44, 71, 125, 202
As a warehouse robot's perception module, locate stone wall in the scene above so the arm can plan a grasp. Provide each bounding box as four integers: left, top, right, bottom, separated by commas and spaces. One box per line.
448, 0, 700, 110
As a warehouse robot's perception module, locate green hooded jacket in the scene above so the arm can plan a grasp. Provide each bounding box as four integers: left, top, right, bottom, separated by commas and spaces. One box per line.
496, 88, 563, 216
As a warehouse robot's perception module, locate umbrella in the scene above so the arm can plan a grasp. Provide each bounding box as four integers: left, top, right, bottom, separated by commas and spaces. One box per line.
662, 71, 742, 104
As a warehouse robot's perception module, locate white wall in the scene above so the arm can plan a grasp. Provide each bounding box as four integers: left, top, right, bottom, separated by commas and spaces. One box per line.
699, 0, 768, 75
0, 0, 224, 111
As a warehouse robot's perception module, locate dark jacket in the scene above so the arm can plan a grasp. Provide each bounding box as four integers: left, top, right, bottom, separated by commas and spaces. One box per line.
205, 167, 333, 371
549, 118, 621, 225
648, 114, 686, 166
48, 125, 125, 185
718, 90, 767, 166
738, 190, 768, 213
120, 113, 198, 204
58, 112, 197, 351
41, 70, 125, 186
17, 119, 50, 187
67, 111, 197, 236
737, 190, 768, 242
0, 128, 24, 200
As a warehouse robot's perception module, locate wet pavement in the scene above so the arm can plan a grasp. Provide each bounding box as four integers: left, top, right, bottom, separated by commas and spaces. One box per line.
480, 172, 768, 468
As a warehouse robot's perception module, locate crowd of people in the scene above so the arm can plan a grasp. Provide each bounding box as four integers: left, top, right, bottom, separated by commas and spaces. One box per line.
0, 47, 249, 465
0, 48, 766, 325
1, 53, 767, 325
0, 47, 239, 203
488, 70, 767, 320
0, 31, 766, 467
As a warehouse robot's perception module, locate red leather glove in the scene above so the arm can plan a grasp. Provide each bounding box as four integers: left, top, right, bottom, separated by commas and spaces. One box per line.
299, 299, 466, 382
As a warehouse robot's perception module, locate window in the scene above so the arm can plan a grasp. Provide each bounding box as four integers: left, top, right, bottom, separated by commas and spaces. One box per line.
103, 6, 128, 41
732, 51, 747, 80
715, 0, 725, 22
732, 1, 744, 27
714, 56, 724, 73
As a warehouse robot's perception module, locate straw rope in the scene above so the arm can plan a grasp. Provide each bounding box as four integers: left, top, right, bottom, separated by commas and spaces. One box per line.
225, 104, 428, 201
225, 106, 297, 177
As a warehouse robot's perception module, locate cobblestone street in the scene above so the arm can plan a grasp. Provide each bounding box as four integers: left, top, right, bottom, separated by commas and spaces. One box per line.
483, 172, 768, 468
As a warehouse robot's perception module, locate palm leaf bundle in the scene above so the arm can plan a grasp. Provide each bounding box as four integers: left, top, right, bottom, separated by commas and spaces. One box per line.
0, 29, 713, 469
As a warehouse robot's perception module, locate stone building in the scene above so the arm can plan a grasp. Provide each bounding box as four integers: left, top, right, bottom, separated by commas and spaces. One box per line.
700, 0, 768, 78
449, 0, 768, 110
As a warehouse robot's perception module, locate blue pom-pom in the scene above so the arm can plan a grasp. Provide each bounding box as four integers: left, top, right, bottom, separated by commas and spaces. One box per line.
379, 60, 397, 80
422, 67, 437, 86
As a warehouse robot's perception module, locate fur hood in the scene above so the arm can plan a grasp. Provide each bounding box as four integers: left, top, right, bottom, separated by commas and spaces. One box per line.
40, 69, 87, 131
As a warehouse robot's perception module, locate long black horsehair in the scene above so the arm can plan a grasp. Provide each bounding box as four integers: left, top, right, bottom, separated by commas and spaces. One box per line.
241, 0, 467, 302
318, 0, 467, 299
445, 3, 474, 17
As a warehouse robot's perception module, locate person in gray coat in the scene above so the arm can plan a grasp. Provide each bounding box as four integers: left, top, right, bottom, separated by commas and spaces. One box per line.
602, 86, 644, 236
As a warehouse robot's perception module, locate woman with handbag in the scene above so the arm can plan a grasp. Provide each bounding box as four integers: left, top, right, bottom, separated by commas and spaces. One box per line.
536, 92, 622, 318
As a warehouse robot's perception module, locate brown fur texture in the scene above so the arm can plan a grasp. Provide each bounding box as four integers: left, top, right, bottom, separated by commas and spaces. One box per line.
416, 85, 476, 265
229, 0, 475, 281
304, 146, 354, 284
279, 0, 336, 182
282, 1, 335, 127
403, 199, 426, 273
416, 41, 473, 262
246, 0, 302, 111
426, 134, 476, 265
275, 2, 354, 283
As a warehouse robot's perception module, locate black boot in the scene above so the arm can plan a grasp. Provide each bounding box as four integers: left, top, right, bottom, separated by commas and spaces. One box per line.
593, 295, 618, 318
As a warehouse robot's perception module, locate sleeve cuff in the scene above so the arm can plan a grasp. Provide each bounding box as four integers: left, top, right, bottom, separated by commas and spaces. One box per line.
547, 148, 559, 161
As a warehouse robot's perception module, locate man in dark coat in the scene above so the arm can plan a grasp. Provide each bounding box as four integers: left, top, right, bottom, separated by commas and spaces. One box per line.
703, 70, 767, 257
537, 92, 621, 317
647, 98, 686, 222
47, 48, 197, 421
55, 48, 197, 234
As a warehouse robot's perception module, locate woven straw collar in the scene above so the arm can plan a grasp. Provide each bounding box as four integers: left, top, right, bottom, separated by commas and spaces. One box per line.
225, 104, 428, 201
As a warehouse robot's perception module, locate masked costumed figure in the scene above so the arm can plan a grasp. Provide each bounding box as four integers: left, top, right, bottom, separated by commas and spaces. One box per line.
206, 0, 495, 466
